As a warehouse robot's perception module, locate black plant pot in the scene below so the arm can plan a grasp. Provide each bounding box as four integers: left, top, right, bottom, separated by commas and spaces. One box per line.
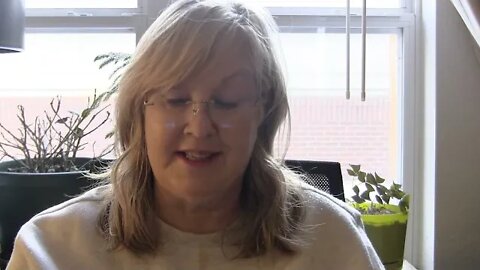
0, 158, 107, 263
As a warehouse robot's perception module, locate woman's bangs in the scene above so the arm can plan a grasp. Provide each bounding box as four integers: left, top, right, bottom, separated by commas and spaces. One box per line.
145, 22, 235, 94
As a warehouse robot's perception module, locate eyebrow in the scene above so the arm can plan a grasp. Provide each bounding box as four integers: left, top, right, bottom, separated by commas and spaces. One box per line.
161, 68, 256, 96
219, 69, 255, 86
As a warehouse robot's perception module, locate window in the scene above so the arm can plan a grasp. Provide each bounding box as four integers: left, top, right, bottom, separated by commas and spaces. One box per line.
238, 0, 402, 8
0, 2, 140, 159
25, 0, 138, 8
0, 32, 135, 94
281, 31, 401, 187
0, 0, 415, 190
259, 1, 414, 194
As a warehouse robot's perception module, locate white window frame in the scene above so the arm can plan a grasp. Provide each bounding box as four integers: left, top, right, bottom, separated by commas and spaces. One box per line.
22, 0, 417, 261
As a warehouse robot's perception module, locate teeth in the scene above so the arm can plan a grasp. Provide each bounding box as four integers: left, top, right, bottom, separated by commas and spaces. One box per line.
185, 152, 212, 160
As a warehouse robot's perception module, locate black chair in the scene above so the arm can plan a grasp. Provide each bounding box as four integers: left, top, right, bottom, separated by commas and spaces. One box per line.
285, 160, 345, 202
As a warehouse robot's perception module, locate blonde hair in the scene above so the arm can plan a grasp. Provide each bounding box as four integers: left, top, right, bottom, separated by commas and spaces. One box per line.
97, 0, 306, 258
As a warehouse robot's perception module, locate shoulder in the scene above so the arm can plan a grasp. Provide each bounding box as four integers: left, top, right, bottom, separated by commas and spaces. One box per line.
299, 184, 366, 244
7, 185, 116, 269
16, 185, 110, 244
294, 185, 384, 269
31, 184, 108, 225
300, 184, 362, 227
15, 185, 110, 253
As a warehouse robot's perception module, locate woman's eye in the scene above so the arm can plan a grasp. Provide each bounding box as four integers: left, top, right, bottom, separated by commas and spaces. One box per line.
165, 98, 189, 107
213, 99, 239, 110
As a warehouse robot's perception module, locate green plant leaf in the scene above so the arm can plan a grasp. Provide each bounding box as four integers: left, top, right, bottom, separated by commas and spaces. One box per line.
389, 183, 402, 198
393, 183, 402, 190
358, 171, 366, 183
55, 117, 69, 124
381, 195, 390, 204
98, 57, 116, 69
347, 165, 410, 209
366, 173, 377, 185
378, 185, 388, 193
399, 194, 410, 213
81, 108, 91, 118
93, 54, 109, 61
350, 164, 361, 173
353, 185, 360, 195
73, 128, 84, 138
376, 186, 386, 196
347, 169, 356, 176
360, 190, 371, 201
105, 131, 114, 139
374, 172, 385, 183
391, 189, 404, 200
365, 182, 374, 192
352, 195, 365, 204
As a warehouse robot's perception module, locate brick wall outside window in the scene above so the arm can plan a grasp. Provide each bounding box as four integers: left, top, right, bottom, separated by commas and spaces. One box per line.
0, 93, 398, 197
285, 94, 398, 194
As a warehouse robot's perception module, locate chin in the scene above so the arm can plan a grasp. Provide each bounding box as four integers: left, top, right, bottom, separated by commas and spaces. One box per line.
176, 176, 239, 198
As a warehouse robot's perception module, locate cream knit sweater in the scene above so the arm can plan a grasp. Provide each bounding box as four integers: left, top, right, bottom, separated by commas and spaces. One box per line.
7, 185, 384, 270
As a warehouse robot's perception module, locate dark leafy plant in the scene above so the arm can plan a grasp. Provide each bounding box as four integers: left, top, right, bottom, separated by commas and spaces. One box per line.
93, 52, 133, 141
347, 164, 409, 214
94, 52, 132, 100
0, 92, 112, 173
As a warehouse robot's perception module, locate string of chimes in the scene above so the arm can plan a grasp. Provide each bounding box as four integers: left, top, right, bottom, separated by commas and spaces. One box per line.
346, 0, 367, 101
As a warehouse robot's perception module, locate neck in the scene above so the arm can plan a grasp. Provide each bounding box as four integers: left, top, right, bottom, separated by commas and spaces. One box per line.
154, 184, 242, 234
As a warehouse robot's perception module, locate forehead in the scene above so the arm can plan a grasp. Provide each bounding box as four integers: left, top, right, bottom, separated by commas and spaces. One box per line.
179, 33, 256, 89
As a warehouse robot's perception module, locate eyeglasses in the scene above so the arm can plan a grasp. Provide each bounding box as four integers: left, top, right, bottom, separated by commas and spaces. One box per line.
144, 93, 260, 125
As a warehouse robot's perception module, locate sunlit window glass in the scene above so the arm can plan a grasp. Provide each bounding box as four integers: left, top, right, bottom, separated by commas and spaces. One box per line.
0, 32, 135, 94
219, 0, 402, 8
25, 0, 137, 8
0, 32, 136, 158
275, 31, 401, 189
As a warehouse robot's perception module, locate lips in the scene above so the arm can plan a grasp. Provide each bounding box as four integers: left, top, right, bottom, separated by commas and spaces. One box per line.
176, 151, 221, 163
184, 151, 214, 160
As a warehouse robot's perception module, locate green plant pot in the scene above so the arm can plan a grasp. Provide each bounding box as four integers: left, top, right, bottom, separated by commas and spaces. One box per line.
360, 203, 408, 270
0, 158, 106, 261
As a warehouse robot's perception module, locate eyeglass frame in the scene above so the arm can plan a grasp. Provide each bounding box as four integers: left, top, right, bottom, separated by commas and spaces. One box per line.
143, 90, 263, 125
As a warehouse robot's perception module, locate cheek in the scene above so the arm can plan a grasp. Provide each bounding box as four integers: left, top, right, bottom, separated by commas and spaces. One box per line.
145, 112, 179, 135
221, 120, 259, 155
218, 122, 234, 129
144, 113, 180, 162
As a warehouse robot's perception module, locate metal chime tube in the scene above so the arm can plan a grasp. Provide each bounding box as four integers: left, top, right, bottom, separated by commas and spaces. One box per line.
361, 0, 367, 101
346, 0, 351, 100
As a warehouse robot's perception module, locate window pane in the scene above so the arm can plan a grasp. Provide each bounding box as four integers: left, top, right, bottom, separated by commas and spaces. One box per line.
26, 0, 137, 8
276, 31, 401, 191
0, 32, 135, 93
236, 0, 401, 8
0, 32, 136, 159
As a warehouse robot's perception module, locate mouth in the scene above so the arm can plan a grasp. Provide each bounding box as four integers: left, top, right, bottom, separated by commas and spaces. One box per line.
176, 151, 221, 164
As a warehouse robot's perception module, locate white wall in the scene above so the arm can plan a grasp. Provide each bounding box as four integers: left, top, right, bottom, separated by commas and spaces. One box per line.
416, 0, 480, 269
435, 0, 480, 268
413, 0, 436, 268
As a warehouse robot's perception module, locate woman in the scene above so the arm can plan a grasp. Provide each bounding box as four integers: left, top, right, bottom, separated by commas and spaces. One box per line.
7, 0, 383, 269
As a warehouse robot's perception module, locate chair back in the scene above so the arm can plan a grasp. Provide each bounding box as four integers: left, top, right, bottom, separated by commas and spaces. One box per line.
285, 160, 345, 201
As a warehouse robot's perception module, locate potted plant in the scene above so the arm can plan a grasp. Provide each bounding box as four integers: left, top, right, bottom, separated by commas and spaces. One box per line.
0, 92, 112, 262
347, 164, 410, 270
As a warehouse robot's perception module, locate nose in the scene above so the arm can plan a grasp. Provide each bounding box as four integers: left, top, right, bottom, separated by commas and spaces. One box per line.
183, 103, 217, 138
